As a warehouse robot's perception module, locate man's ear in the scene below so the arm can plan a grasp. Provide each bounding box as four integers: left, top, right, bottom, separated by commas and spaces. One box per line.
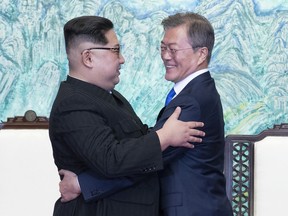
81, 50, 93, 68
197, 47, 208, 65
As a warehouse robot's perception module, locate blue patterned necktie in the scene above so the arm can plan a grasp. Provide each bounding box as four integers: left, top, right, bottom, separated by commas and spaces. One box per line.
165, 88, 176, 106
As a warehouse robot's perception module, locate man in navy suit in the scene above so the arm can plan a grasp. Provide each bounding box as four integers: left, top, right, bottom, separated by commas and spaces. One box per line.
154, 13, 233, 215
58, 12, 233, 215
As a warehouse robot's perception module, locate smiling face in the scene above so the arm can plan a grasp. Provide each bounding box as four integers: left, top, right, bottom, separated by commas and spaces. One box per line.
160, 25, 208, 83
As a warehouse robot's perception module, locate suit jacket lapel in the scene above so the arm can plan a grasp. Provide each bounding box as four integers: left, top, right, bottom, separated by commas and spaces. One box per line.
156, 71, 212, 121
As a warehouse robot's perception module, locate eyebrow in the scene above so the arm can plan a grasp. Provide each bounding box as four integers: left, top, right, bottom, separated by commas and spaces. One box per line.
161, 41, 177, 46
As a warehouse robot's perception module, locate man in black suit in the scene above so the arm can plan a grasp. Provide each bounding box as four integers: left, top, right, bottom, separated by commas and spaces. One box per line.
49, 15, 205, 216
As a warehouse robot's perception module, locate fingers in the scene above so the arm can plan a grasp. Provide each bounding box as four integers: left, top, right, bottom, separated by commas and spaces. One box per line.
191, 129, 205, 137
60, 194, 73, 203
187, 122, 205, 138
170, 106, 182, 119
59, 182, 66, 198
187, 128, 205, 143
190, 136, 202, 143
59, 181, 73, 202
60, 192, 79, 203
187, 124, 205, 144
59, 181, 67, 202
58, 169, 65, 176
59, 169, 73, 176
60, 196, 67, 202
59, 169, 76, 177
183, 142, 195, 149
189, 121, 204, 129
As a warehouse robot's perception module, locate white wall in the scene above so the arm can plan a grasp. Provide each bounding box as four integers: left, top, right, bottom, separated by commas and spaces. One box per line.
0, 129, 60, 216
254, 136, 288, 216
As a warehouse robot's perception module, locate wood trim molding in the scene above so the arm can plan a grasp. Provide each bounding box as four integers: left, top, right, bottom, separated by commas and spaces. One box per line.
0, 111, 49, 129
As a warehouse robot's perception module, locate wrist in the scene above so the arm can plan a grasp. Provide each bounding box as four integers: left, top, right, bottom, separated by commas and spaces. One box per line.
156, 129, 169, 151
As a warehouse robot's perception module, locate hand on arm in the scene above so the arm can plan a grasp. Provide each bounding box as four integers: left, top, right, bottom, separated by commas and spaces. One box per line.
58, 169, 140, 202
156, 107, 205, 151
59, 169, 81, 202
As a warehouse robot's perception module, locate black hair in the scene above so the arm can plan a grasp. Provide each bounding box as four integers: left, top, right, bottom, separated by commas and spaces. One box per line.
64, 16, 114, 53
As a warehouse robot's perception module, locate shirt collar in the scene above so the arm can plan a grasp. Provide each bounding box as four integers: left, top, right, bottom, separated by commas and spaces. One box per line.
174, 69, 208, 95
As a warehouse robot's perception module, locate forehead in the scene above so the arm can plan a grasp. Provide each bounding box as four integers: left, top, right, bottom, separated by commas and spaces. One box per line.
104, 29, 119, 45
162, 25, 189, 45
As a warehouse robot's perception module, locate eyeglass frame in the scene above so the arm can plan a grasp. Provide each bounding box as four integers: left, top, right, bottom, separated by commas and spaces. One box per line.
81, 46, 121, 56
159, 45, 203, 57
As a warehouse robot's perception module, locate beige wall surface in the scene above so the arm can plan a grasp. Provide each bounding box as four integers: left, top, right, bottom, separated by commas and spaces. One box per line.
0, 129, 59, 216
254, 136, 288, 216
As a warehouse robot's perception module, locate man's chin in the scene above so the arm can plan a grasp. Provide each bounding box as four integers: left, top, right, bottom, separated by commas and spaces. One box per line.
114, 78, 120, 86
165, 73, 174, 82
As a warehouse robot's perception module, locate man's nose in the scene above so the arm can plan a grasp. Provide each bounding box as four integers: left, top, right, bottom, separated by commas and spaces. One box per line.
119, 53, 125, 64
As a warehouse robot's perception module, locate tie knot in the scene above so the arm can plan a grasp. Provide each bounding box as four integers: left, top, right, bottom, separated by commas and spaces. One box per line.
165, 88, 176, 106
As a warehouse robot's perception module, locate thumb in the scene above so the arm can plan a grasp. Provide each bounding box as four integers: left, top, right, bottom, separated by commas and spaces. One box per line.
171, 106, 181, 120
58, 169, 65, 176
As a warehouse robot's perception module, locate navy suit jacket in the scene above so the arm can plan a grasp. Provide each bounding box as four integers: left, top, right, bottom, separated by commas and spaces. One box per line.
155, 72, 233, 215
78, 72, 233, 215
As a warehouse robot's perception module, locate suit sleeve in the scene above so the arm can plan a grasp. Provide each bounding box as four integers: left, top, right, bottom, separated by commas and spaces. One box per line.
79, 171, 146, 201
58, 111, 162, 176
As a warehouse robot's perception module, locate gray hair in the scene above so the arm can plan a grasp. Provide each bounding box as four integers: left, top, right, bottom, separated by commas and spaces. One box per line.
162, 12, 215, 63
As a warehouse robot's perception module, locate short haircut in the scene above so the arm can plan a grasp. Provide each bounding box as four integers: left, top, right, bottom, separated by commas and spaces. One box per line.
161, 12, 215, 63
64, 16, 114, 54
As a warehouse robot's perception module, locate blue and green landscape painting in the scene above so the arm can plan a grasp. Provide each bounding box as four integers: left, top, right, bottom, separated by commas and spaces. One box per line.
0, 0, 287, 135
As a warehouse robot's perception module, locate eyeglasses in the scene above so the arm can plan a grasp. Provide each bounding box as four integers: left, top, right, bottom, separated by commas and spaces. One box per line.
81, 46, 121, 56
159, 46, 199, 57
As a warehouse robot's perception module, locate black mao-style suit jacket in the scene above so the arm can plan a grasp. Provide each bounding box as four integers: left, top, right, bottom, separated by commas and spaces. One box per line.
49, 76, 163, 216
